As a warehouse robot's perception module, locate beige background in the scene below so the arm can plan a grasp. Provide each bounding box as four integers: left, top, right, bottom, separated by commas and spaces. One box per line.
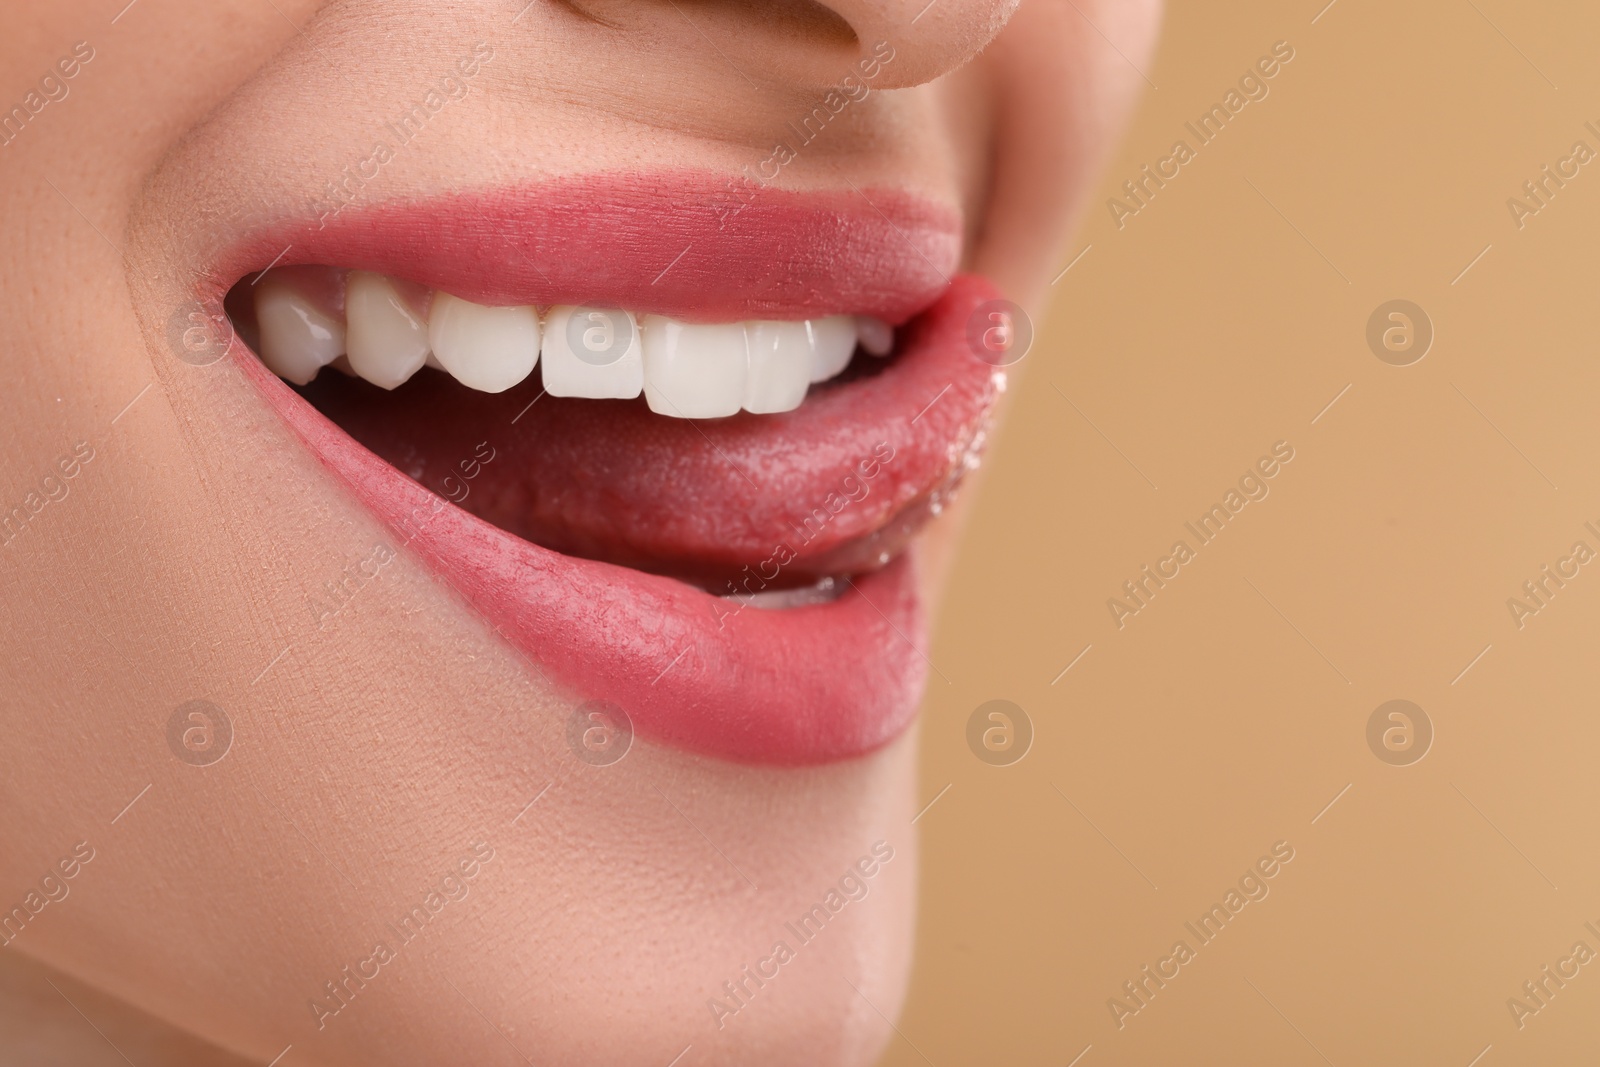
890, 0, 1600, 1063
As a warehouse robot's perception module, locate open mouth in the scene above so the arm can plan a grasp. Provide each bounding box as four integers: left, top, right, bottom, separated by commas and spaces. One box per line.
212, 173, 1007, 765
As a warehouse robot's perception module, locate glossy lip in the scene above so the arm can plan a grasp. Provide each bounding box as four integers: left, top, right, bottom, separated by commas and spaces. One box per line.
216, 174, 1004, 765
213, 172, 959, 322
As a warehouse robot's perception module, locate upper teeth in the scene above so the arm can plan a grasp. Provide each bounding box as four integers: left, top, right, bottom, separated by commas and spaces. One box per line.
254, 274, 345, 385
252, 271, 889, 417
428, 291, 542, 394
345, 272, 430, 390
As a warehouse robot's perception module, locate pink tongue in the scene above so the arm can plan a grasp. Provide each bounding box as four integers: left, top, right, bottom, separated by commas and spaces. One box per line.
294, 276, 1002, 588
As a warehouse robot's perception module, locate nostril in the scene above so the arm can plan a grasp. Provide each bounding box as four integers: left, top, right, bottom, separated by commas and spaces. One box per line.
708, 0, 858, 46
559, 0, 860, 87
567, 0, 856, 45
814, 0, 1022, 89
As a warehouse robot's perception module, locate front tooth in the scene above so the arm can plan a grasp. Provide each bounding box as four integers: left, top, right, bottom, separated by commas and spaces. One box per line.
254, 275, 344, 385
856, 316, 894, 357
641, 316, 747, 419
345, 271, 430, 390
541, 306, 644, 399
807, 315, 857, 383
427, 292, 540, 393
743, 321, 810, 414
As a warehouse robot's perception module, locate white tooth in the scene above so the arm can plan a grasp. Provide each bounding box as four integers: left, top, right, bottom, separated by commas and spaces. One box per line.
427, 292, 540, 393
254, 276, 344, 385
856, 316, 894, 357
807, 315, 857, 383
541, 306, 644, 399
345, 271, 430, 390
742, 321, 811, 414
737, 576, 843, 610
641, 316, 747, 419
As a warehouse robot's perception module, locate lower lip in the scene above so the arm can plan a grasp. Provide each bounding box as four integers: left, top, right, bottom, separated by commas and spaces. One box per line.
237, 278, 1005, 765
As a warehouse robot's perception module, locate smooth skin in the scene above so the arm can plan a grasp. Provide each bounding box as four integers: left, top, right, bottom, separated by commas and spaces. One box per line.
0, 1, 1157, 1063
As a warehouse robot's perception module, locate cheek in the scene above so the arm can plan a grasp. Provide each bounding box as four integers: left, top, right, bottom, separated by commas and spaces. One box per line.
964, 0, 1161, 306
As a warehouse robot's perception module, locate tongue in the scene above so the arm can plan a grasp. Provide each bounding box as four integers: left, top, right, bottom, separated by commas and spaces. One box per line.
296, 275, 1003, 590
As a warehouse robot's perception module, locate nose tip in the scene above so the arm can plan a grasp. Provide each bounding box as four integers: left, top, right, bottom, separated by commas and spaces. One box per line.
828, 0, 1022, 87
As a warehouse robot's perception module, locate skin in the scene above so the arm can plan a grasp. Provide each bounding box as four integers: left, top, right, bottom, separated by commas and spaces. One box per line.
0, 1, 1158, 1063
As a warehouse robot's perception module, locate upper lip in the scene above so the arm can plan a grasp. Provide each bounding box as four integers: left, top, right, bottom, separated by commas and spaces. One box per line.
205, 171, 961, 322
207, 173, 1003, 765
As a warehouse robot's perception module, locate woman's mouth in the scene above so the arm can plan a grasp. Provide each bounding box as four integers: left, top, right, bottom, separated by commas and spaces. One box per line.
210, 173, 1008, 765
